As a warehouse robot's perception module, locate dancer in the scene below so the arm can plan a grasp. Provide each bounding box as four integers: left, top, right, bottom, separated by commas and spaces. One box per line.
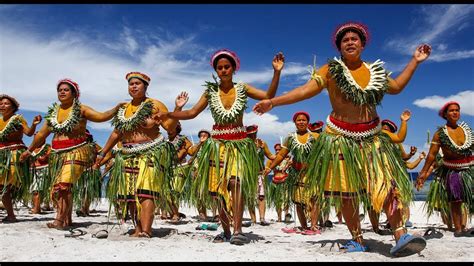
1, 94, 41, 222
254, 22, 431, 255
160, 49, 284, 245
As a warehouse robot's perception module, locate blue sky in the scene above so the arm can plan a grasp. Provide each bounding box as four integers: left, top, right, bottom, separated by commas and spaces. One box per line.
1, 4, 473, 171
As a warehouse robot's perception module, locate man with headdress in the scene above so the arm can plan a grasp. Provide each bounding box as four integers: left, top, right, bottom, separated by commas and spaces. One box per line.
254, 21, 431, 255
20, 78, 123, 229
1, 94, 42, 222
416, 102, 473, 237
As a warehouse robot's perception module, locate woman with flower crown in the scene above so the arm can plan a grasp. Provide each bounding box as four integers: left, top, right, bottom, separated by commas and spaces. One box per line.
94, 72, 182, 238
263, 111, 322, 235
416, 102, 473, 238
160, 49, 284, 245
1, 94, 42, 223
253, 22, 431, 256
20, 79, 123, 229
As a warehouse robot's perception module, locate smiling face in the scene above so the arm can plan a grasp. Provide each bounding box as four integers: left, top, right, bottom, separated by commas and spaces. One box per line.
294, 114, 309, 132
339, 31, 364, 60
0, 98, 16, 117
444, 104, 460, 123
57, 83, 76, 103
128, 78, 147, 99
215, 57, 234, 82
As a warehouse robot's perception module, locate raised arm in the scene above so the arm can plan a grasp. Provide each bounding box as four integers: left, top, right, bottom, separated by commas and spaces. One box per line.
245, 52, 285, 100
82, 103, 124, 123
164, 93, 208, 121
383, 110, 411, 143
387, 44, 431, 95
253, 64, 327, 115
22, 115, 42, 136
405, 151, 425, 170
415, 132, 441, 190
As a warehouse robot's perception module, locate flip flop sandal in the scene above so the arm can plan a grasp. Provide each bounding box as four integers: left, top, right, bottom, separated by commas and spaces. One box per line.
301, 229, 321, 235
339, 240, 368, 252
92, 229, 109, 239
212, 232, 231, 243
374, 228, 393, 236
281, 227, 298, 233
65, 228, 87, 238
389, 233, 426, 257
259, 220, 270, 226
324, 220, 333, 228
230, 233, 249, 245
423, 228, 443, 240
454, 229, 474, 237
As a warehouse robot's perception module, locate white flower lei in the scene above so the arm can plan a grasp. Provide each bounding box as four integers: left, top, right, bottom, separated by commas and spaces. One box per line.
334, 57, 389, 93
47, 98, 81, 133
208, 82, 247, 124
0, 114, 22, 140
442, 122, 473, 151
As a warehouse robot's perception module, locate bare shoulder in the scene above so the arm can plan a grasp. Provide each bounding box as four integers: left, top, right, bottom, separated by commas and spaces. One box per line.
149, 98, 169, 113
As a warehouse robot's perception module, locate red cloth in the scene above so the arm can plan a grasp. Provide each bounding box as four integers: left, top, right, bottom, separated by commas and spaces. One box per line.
329, 116, 379, 132
52, 137, 88, 150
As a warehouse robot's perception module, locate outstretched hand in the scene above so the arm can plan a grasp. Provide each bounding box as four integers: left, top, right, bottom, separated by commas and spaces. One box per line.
272, 52, 285, 72
175, 91, 189, 109
253, 99, 273, 115
32, 115, 42, 126
413, 44, 431, 63
400, 109, 411, 121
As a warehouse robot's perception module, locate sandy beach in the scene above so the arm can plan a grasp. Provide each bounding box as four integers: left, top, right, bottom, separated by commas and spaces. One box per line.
0, 200, 472, 262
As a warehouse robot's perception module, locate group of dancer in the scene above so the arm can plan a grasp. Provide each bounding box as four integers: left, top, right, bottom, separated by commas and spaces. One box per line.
1, 21, 472, 257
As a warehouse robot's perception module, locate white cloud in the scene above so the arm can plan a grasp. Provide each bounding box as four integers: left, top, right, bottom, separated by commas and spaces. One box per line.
0, 24, 306, 138
385, 4, 474, 63
413, 90, 474, 116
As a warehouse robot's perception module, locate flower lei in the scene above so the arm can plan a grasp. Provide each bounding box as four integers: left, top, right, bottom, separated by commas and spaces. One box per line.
205, 75, 248, 125
0, 114, 23, 142
328, 57, 389, 106
287, 131, 315, 162
111, 99, 153, 132
45, 98, 82, 134
438, 122, 473, 157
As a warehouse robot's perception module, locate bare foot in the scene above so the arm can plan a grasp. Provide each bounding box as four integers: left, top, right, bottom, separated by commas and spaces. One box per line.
138, 231, 151, 238
130, 230, 140, 237
46, 219, 65, 229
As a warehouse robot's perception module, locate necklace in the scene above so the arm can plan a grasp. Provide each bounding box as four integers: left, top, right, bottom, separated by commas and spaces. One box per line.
328, 57, 389, 106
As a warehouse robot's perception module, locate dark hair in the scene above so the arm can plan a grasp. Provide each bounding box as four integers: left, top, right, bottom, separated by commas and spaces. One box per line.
0, 97, 19, 113
212, 54, 237, 71
335, 28, 366, 51
198, 131, 210, 138
57, 82, 77, 98
443, 103, 460, 118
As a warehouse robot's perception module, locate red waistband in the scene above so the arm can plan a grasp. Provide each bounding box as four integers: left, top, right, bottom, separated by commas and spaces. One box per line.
211, 124, 247, 140
329, 116, 380, 132
52, 137, 88, 150
444, 156, 474, 164
0, 141, 26, 149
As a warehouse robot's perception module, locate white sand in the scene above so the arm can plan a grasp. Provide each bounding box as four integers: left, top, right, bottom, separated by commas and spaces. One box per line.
0, 201, 472, 262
